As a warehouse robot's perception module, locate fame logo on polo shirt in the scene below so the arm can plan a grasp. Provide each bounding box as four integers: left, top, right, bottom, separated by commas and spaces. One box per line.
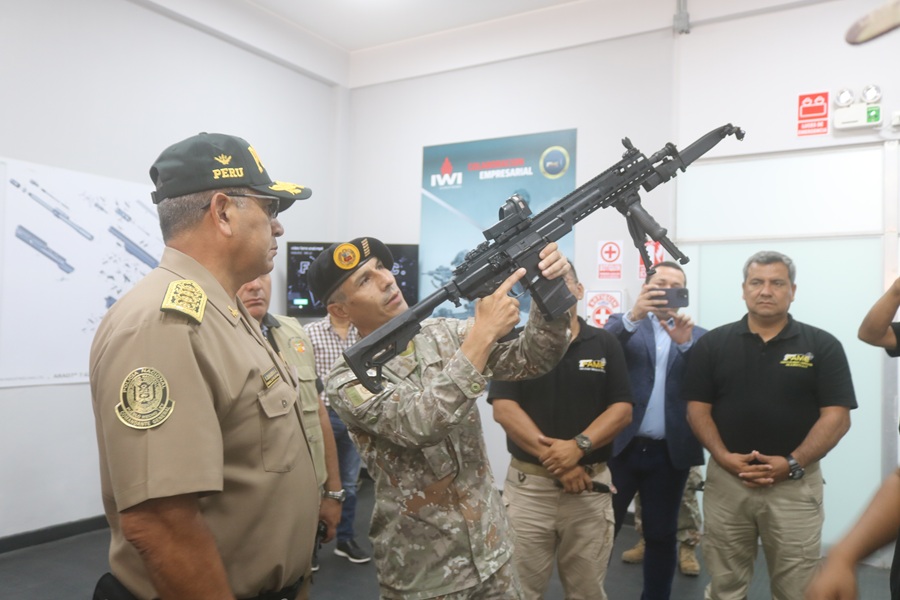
578, 358, 607, 372
780, 352, 814, 368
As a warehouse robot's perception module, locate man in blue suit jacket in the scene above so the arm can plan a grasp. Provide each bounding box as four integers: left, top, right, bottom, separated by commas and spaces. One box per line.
605, 261, 706, 600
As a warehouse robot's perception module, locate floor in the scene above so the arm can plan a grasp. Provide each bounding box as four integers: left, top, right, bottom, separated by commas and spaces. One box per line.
0, 476, 891, 598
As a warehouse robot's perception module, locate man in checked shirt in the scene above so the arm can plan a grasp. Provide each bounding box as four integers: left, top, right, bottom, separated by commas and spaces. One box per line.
305, 312, 371, 565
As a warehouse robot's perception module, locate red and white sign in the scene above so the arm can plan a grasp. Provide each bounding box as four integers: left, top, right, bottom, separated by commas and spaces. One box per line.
586, 290, 622, 327
638, 241, 666, 280
797, 92, 829, 136
598, 240, 623, 279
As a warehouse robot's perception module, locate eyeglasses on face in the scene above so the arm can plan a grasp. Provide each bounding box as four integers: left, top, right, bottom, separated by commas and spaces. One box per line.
200, 192, 281, 220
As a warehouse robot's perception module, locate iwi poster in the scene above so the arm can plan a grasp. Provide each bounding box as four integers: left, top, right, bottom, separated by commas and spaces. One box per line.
420, 130, 577, 319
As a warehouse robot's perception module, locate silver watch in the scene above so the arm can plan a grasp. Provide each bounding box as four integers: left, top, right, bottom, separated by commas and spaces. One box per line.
323, 488, 347, 502
786, 455, 805, 480
574, 434, 592, 453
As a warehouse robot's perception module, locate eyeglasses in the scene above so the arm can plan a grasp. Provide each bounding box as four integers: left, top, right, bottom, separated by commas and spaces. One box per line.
231, 193, 281, 220
200, 192, 281, 220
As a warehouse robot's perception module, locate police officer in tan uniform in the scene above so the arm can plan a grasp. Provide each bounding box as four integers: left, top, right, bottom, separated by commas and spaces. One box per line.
90, 133, 318, 600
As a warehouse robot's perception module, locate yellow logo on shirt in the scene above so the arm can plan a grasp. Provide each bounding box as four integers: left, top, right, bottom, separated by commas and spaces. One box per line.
579, 358, 607, 373
780, 353, 814, 368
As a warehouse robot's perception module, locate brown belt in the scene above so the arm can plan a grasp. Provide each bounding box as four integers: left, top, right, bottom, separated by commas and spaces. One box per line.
510, 456, 607, 478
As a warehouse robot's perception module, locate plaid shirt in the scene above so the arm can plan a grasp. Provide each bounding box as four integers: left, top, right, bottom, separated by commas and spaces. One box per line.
304, 317, 360, 405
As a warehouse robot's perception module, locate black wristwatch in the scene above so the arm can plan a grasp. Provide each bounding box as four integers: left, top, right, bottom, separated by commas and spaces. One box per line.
574, 434, 592, 454
786, 454, 805, 480
323, 488, 347, 502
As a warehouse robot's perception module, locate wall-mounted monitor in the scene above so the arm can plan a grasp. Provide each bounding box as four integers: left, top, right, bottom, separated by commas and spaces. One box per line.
286, 241, 419, 318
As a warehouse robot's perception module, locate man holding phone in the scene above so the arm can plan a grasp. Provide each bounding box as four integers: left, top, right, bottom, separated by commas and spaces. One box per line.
605, 261, 707, 600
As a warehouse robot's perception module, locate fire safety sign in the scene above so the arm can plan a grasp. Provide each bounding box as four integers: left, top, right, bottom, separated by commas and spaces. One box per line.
797, 92, 829, 136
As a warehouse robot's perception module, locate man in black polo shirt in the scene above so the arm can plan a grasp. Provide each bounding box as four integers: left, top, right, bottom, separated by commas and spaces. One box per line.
488, 262, 633, 599
684, 250, 856, 600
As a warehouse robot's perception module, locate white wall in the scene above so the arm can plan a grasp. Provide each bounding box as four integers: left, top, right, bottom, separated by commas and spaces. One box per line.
341, 0, 900, 554
3, 0, 900, 557
0, 0, 340, 537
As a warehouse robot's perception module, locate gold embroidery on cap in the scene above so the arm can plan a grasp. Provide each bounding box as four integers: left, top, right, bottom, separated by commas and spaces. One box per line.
361, 238, 371, 258
269, 181, 306, 196
247, 145, 265, 173
214, 154, 232, 165
262, 366, 281, 388
116, 367, 174, 429
161, 280, 206, 323
212, 167, 244, 180
333, 243, 361, 270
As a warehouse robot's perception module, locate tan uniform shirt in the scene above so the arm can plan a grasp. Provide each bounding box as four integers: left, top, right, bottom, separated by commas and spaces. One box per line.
268, 313, 327, 487
90, 248, 318, 600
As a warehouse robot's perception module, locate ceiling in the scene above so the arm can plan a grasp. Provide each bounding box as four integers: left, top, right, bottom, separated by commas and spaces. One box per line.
249, 0, 584, 52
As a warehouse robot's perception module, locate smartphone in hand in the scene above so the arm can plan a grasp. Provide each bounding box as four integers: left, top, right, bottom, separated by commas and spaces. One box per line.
657, 288, 689, 308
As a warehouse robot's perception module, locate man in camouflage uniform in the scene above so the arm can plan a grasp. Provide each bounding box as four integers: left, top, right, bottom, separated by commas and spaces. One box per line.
306, 236, 571, 599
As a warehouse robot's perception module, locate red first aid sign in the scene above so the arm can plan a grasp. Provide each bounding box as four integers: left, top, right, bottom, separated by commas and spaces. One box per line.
598, 240, 623, 279
797, 92, 829, 136
586, 291, 622, 327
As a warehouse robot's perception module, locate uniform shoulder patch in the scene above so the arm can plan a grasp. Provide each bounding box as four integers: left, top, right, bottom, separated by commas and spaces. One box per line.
343, 382, 375, 408
116, 367, 174, 429
161, 279, 207, 323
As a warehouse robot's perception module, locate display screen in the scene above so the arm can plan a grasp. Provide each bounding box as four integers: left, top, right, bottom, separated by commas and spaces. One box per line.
286, 242, 419, 317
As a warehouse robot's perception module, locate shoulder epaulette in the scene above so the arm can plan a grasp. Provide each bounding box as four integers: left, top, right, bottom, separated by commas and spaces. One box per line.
160, 279, 207, 324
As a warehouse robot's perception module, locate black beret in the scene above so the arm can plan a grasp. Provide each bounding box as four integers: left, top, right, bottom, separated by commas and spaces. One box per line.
308, 237, 394, 304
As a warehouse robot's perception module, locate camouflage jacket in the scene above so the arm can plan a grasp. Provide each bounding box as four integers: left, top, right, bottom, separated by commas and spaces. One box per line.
326, 310, 569, 599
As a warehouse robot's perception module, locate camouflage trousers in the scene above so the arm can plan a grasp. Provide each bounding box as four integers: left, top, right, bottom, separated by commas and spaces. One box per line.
428, 559, 523, 600
633, 465, 703, 547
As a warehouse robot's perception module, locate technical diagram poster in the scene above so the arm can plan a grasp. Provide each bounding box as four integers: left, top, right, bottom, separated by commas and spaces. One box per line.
421, 130, 576, 319
0, 159, 161, 387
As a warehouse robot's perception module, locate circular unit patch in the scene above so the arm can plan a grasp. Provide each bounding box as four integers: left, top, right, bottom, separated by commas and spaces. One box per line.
333, 243, 361, 270
116, 367, 174, 429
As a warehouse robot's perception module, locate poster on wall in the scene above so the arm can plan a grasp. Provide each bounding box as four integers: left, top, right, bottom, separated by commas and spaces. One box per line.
638, 240, 666, 279
421, 130, 577, 319
585, 290, 622, 328
597, 240, 623, 279
0, 159, 161, 387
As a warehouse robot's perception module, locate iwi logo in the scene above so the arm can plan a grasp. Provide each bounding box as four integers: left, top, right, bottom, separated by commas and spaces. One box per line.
430, 157, 462, 188
579, 358, 607, 373
780, 353, 814, 368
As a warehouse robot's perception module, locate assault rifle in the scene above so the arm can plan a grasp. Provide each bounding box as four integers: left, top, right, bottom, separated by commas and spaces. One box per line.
346, 124, 744, 392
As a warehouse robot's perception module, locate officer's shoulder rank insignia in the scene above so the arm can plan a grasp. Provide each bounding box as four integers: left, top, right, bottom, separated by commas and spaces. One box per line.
161, 279, 207, 323
116, 367, 174, 429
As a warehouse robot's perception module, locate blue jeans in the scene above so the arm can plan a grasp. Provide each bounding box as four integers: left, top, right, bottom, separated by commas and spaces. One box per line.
329, 407, 362, 542
609, 438, 690, 600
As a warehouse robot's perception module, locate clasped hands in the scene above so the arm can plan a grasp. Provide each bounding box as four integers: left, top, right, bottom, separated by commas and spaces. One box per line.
719, 450, 792, 487
537, 435, 593, 494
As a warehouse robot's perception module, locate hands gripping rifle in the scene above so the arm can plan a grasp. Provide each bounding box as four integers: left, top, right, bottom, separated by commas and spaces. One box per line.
346, 124, 744, 392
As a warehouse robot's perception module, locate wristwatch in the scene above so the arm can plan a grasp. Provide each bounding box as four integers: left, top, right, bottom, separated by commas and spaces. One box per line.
323, 488, 347, 502
786, 454, 805, 480
574, 434, 593, 454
